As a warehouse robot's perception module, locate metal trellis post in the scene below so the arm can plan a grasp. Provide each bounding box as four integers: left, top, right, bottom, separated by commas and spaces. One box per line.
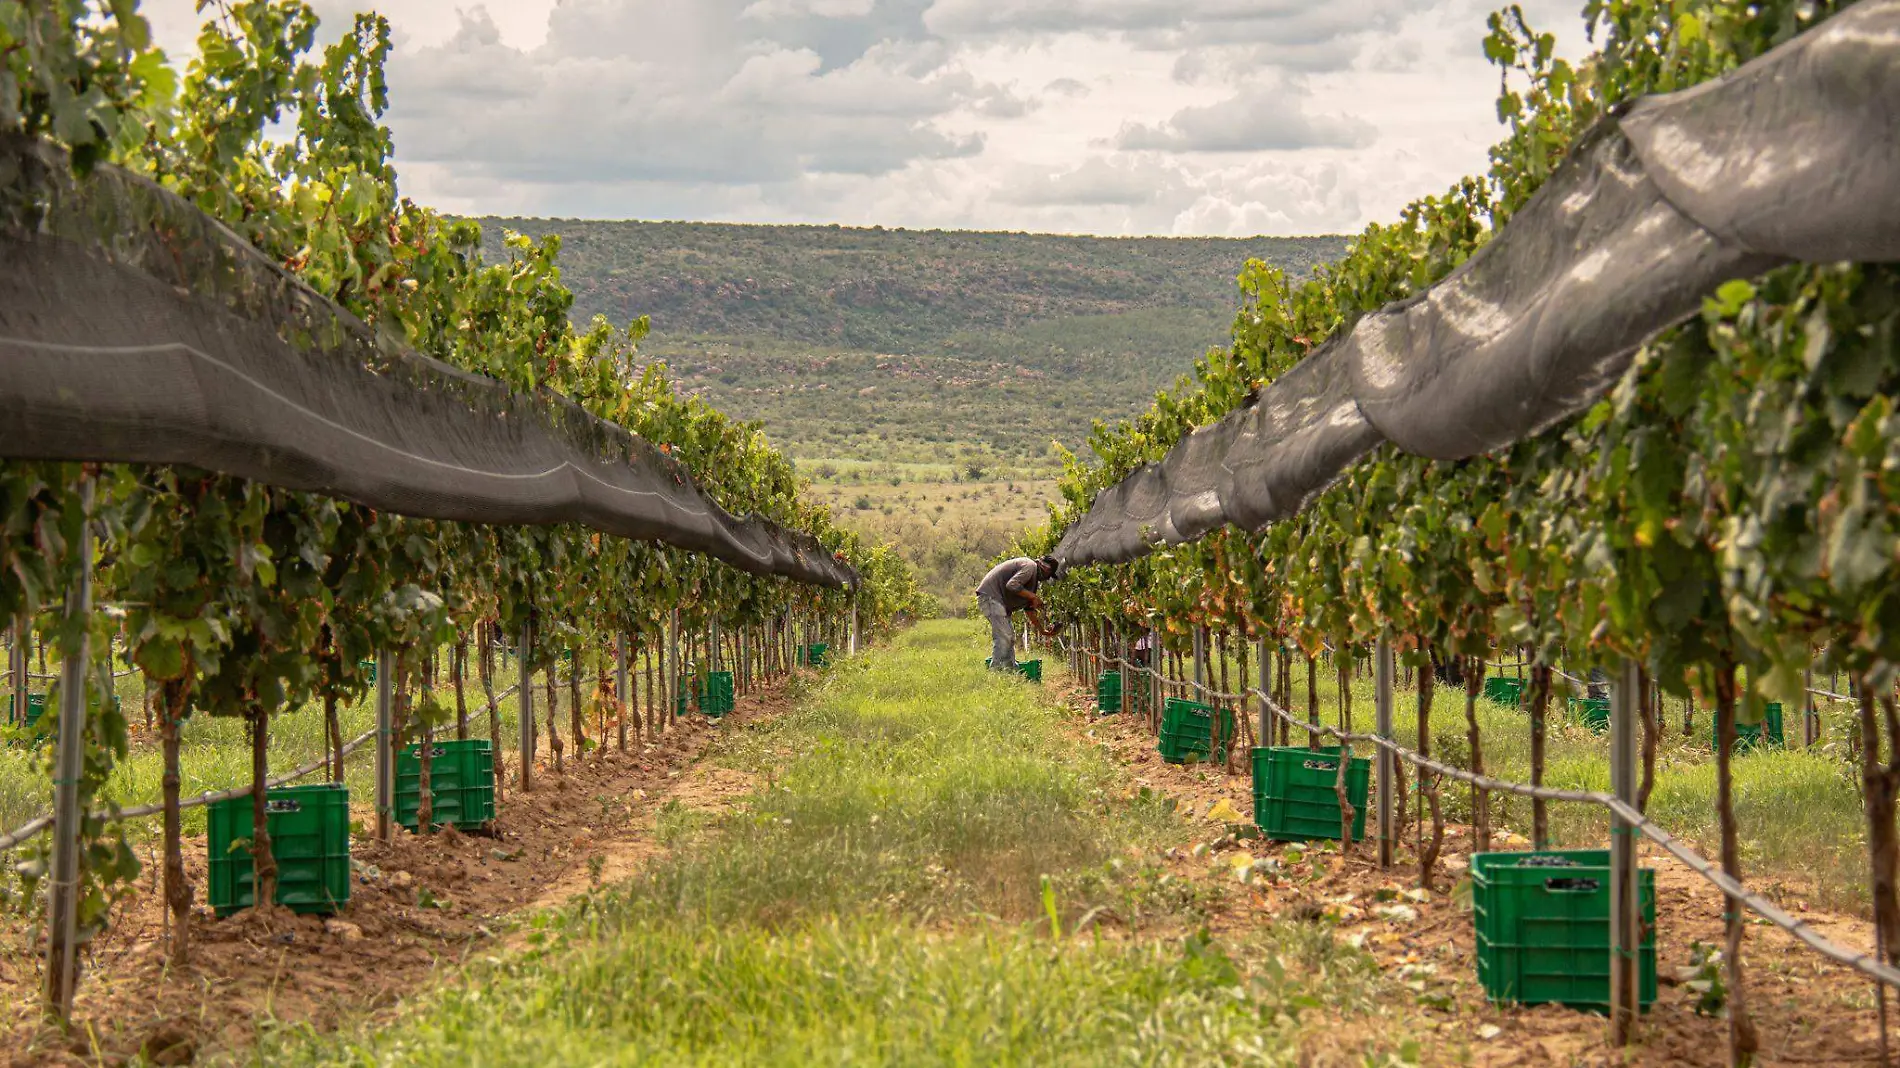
850, 596, 859, 657
43, 476, 92, 1019
1609, 658, 1641, 1045
8, 617, 23, 730
374, 647, 394, 839
518, 622, 534, 792
1804, 666, 1818, 746
1256, 635, 1270, 747
1375, 637, 1395, 870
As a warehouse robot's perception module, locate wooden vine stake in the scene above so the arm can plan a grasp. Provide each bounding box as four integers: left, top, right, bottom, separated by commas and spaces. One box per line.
160, 677, 192, 965
567, 651, 583, 763
1306, 651, 1320, 749
454, 638, 468, 742
1856, 674, 1900, 1052
1463, 656, 1488, 854
479, 621, 502, 804
247, 700, 277, 913
1375, 638, 1395, 870
617, 633, 630, 752
417, 655, 434, 836
1416, 654, 1443, 891
1335, 641, 1356, 856
1712, 666, 1760, 1062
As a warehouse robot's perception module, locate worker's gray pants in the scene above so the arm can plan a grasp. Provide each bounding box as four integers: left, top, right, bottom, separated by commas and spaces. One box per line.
980, 596, 1015, 671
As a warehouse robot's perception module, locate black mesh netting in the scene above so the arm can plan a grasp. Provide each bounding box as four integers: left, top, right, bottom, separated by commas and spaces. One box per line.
0, 135, 856, 587
1056, 0, 1900, 567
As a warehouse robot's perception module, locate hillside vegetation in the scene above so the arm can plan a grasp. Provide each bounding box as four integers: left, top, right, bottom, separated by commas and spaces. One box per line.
472, 220, 1347, 608
473, 219, 1346, 476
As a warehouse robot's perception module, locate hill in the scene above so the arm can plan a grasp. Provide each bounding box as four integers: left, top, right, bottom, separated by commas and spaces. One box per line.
472, 218, 1349, 608
475, 219, 1346, 360
473, 220, 1347, 474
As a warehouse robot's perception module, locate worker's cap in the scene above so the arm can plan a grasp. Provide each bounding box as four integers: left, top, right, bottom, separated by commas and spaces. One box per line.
1038, 554, 1063, 578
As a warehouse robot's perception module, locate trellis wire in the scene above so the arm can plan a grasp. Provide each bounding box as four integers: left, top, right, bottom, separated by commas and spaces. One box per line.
0, 680, 524, 853
1065, 636, 1900, 990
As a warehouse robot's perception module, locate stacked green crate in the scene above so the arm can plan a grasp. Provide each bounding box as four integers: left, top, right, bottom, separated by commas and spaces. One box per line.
701, 671, 736, 717
1097, 671, 1122, 714
8, 692, 44, 729
395, 739, 496, 831
1158, 698, 1233, 764
208, 783, 352, 916
1716, 702, 1785, 751
1251, 746, 1370, 842
1567, 696, 1610, 732
800, 643, 829, 668
1483, 677, 1526, 706
1470, 849, 1657, 1011
676, 675, 697, 718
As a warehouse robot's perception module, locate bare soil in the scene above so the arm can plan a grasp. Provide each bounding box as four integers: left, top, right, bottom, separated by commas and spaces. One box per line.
1060, 675, 1890, 1067
0, 680, 800, 1067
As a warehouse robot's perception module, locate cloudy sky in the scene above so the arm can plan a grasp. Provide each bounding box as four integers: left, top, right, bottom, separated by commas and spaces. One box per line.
143, 0, 1586, 237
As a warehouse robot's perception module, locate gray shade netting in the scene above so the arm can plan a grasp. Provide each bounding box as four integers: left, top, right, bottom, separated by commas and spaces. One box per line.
1056, 0, 1900, 568
0, 135, 856, 588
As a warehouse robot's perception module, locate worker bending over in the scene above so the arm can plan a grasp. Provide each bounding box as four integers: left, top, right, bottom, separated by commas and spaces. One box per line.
976, 555, 1060, 671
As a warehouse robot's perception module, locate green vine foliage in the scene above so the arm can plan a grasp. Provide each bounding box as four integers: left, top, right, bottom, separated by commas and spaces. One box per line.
1033, 0, 1896, 714
0, 0, 924, 942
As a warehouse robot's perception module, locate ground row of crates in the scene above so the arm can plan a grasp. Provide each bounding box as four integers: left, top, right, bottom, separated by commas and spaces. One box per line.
1483, 674, 1788, 750
1092, 672, 1656, 1014
197, 653, 840, 917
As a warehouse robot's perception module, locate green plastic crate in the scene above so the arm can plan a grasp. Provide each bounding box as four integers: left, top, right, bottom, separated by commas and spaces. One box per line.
676, 675, 697, 718
1097, 671, 1122, 714
1483, 677, 1526, 706
208, 783, 351, 917
1158, 698, 1233, 764
1716, 702, 1785, 752
1252, 746, 1370, 842
8, 692, 45, 729
701, 671, 736, 717
984, 657, 1042, 682
799, 643, 830, 668
396, 738, 495, 831
1567, 696, 1610, 732
9, 693, 118, 744
357, 658, 376, 683
1471, 849, 1657, 1011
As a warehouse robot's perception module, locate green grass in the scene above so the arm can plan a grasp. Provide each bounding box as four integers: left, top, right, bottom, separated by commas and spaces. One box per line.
1125, 648, 1870, 911
259, 621, 1401, 1066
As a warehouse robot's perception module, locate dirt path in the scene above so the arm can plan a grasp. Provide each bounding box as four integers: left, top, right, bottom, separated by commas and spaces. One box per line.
1053, 674, 1889, 1067
0, 679, 801, 1067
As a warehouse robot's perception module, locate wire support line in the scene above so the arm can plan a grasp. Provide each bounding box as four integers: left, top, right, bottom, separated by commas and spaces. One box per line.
1061, 637, 1900, 990
0, 681, 523, 853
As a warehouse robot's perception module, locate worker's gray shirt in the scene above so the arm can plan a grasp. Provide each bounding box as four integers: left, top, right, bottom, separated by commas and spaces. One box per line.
976, 558, 1042, 612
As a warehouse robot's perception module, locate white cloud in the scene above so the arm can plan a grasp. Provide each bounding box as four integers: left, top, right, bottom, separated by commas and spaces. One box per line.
1115, 85, 1376, 153
744, 0, 879, 18
136, 0, 1592, 236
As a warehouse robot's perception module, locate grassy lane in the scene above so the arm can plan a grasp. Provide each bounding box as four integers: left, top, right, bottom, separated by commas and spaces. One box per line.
264, 621, 1402, 1066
